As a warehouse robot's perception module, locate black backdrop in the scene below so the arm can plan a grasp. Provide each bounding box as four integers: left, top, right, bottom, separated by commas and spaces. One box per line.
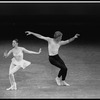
0, 3, 100, 45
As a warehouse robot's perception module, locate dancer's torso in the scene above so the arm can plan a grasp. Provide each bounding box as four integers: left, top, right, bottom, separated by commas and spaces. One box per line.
48, 39, 60, 56
12, 47, 23, 61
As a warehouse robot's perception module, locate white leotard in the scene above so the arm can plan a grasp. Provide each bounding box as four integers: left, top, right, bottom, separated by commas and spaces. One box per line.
13, 47, 24, 61
10, 47, 31, 70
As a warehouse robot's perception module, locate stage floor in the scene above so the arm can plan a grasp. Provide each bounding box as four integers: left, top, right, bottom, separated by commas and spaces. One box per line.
0, 42, 100, 98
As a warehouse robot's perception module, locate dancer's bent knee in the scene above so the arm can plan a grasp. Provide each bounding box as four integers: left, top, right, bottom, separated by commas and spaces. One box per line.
9, 65, 21, 75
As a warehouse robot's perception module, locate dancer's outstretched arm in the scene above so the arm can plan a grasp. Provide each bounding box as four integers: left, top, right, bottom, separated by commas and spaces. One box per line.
60, 34, 80, 45
25, 31, 51, 41
23, 47, 41, 54
4, 49, 12, 58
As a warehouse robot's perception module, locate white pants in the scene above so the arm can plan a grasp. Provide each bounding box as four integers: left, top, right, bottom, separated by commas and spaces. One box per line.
9, 58, 31, 74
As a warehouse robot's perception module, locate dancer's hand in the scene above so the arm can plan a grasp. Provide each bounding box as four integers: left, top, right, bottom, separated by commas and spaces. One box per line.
4, 50, 8, 58
25, 31, 32, 36
74, 34, 80, 38
38, 48, 41, 54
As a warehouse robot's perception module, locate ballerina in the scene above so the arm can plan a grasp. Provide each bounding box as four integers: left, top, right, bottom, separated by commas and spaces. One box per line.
4, 39, 41, 90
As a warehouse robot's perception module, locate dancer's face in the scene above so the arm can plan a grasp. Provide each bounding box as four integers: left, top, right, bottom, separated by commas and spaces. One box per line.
12, 40, 18, 47
54, 31, 63, 42
54, 35, 62, 42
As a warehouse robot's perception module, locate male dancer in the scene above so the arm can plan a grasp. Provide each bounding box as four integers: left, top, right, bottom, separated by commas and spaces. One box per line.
25, 31, 80, 86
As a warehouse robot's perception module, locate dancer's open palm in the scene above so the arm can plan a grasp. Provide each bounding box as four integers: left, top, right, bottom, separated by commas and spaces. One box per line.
4, 50, 8, 58
25, 31, 32, 35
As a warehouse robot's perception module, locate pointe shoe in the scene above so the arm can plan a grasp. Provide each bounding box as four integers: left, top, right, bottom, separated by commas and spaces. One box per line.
6, 83, 17, 90
55, 77, 61, 86
6, 86, 14, 90
61, 81, 70, 86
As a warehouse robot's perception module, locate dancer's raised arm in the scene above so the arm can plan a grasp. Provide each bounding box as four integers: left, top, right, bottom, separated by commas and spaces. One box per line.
60, 34, 80, 45
4, 49, 12, 58
25, 31, 51, 41
22, 47, 41, 54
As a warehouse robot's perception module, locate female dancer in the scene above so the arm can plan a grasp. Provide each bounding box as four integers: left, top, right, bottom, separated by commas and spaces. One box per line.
4, 39, 41, 90
25, 31, 80, 86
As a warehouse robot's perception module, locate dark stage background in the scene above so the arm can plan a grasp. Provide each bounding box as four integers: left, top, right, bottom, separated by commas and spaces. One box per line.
0, 3, 100, 45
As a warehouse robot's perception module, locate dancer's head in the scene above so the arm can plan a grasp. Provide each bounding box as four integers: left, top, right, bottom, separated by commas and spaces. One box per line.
54, 31, 63, 42
12, 39, 18, 47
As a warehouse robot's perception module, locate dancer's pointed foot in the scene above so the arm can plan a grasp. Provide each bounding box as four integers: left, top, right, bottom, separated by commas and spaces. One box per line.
6, 86, 14, 90
6, 82, 17, 90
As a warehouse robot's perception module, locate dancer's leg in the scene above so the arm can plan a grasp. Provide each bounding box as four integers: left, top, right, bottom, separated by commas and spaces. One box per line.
56, 57, 70, 86
7, 63, 21, 90
49, 55, 64, 85
49, 55, 69, 86
60, 67, 70, 86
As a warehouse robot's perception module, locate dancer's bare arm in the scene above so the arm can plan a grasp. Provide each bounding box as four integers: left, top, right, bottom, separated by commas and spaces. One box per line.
4, 49, 12, 58
25, 31, 51, 41
60, 34, 80, 45
22, 47, 41, 54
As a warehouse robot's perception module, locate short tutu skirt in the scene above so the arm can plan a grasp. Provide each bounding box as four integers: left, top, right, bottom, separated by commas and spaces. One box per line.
11, 57, 31, 69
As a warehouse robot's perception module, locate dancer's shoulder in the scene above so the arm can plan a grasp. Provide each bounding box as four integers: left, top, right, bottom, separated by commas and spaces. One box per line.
18, 46, 25, 50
